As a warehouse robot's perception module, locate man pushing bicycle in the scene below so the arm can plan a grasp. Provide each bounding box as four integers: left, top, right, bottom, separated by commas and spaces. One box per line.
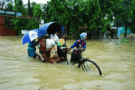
67, 32, 87, 63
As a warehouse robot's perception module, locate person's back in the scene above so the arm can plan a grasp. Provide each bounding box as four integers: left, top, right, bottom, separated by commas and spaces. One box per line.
28, 40, 37, 57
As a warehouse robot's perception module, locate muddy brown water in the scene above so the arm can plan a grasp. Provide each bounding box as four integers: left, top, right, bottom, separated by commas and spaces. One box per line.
0, 36, 135, 90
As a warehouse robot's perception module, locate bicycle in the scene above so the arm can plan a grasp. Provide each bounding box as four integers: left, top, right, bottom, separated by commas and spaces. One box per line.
67, 47, 102, 76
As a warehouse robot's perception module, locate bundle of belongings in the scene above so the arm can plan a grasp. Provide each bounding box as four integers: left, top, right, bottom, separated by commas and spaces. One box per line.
46, 34, 66, 59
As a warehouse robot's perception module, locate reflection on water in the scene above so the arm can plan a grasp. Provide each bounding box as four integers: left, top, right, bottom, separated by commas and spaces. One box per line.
0, 36, 135, 90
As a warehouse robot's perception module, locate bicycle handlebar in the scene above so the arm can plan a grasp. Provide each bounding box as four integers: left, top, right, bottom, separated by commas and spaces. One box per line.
71, 47, 84, 51
67, 47, 84, 55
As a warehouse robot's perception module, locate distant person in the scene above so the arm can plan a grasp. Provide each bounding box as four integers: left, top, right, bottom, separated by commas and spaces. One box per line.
50, 29, 62, 39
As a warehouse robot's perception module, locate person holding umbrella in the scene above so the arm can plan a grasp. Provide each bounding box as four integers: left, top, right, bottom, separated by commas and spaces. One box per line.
22, 29, 40, 58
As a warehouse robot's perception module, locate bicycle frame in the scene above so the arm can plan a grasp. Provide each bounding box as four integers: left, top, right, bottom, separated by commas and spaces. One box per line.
67, 48, 102, 76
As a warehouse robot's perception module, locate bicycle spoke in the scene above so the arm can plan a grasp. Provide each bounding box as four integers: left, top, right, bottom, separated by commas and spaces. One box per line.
82, 60, 102, 76
85, 62, 91, 71
82, 63, 87, 71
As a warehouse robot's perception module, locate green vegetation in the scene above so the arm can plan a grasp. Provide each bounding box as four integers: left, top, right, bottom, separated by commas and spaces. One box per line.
4, 0, 135, 36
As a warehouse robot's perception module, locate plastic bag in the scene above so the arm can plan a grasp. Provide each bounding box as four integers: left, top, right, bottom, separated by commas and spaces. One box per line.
50, 34, 60, 45
46, 38, 55, 51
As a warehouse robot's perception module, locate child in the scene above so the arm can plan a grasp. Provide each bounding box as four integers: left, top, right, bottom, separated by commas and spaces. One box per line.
67, 33, 87, 63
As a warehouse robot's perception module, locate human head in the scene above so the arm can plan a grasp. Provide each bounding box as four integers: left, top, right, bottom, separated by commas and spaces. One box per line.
55, 32, 59, 34
54, 29, 59, 34
80, 32, 87, 41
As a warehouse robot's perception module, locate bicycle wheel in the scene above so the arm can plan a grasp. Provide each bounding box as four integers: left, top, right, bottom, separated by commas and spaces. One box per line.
78, 59, 102, 76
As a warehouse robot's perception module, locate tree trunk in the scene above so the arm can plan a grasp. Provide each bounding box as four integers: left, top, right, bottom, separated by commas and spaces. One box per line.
87, 24, 92, 39
67, 22, 70, 35
2, 3, 4, 9
73, 33, 75, 39
28, 0, 31, 16
89, 30, 92, 39
124, 21, 127, 37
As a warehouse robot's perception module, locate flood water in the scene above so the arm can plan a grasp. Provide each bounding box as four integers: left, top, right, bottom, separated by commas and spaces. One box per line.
0, 35, 135, 90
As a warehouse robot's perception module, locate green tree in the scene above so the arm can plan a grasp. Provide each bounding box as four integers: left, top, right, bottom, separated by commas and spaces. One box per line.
12, 0, 40, 35
112, 0, 134, 37
129, 0, 135, 33
14, 0, 24, 12
42, 3, 50, 22
33, 4, 42, 18
12, 0, 25, 35
7, 3, 13, 11
31, 2, 36, 16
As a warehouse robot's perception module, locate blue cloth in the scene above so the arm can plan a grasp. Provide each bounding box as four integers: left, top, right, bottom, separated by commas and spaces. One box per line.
71, 39, 86, 53
28, 47, 35, 57
28, 41, 37, 48
28, 41, 38, 57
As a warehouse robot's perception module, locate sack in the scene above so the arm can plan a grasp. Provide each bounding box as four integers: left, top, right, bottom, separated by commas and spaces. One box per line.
50, 45, 59, 59
46, 38, 55, 51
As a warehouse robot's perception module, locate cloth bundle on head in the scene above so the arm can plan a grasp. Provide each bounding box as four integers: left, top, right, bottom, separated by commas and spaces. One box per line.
80, 33, 87, 40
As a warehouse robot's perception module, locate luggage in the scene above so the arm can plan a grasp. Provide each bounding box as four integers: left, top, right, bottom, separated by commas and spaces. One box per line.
46, 38, 55, 51
50, 45, 59, 59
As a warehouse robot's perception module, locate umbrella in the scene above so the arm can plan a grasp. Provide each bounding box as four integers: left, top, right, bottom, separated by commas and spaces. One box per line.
22, 29, 39, 45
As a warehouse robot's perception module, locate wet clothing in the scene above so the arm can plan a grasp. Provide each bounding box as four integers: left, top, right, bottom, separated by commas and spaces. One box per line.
28, 41, 37, 49
71, 39, 86, 53
28, 41, 39, 57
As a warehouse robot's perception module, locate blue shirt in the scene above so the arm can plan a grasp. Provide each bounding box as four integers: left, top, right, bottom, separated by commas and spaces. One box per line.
71, 39, 86, 53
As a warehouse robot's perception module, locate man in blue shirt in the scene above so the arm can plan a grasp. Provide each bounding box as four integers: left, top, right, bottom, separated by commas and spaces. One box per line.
67, 33, 87, 63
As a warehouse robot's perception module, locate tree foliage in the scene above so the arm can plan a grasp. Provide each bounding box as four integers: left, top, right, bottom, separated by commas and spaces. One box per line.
7, 3, 13, 11
112, 0, 133, 37
10, 0, 134, 37
33, 4, 42, 18
11, 0, 40, 35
